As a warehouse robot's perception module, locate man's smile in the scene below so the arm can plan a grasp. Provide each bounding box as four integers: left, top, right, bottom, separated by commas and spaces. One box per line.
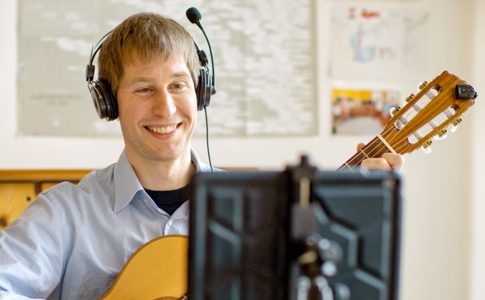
145, 124, 180, 135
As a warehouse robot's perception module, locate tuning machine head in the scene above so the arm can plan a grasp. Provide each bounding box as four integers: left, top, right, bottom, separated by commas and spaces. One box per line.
390, 106, 401, 117
405, 94, 415, 103
452, 117, 463, 126
433, 129, 448, 141
421, 139, 433, 154
449, 117, 463, 133
419, 81, 429, 90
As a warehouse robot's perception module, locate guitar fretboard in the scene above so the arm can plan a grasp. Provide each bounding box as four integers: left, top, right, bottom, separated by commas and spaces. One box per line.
338, 137, 391, 170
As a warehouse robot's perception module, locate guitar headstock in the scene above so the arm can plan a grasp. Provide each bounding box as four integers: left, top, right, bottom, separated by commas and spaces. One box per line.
381, 71, 477, 155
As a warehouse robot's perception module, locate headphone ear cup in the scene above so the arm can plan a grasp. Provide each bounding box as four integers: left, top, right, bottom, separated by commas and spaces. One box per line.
100, 79, 118, 120
88, 79, 118, 120
196, 68, 211, 111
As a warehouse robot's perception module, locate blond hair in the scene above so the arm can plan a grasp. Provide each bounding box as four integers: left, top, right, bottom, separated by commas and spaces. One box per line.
98, 12, 199, 97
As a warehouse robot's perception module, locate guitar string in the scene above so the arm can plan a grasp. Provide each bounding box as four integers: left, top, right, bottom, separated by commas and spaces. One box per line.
342, 91, 439, 168
346, 75, 461, 168
346, 130, 410, 168
346, 124, 396, 164
344, 117, 432, 169
374, 88, 445, 157
379, 120, 427, 156
341, 124, 399, 168
340, 135, 385, 169
341, 118, 419, 169
367, 127, 408, 158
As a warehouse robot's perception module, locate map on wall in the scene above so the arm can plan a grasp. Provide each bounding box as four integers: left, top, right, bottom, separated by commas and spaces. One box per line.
17, 0, 317, 137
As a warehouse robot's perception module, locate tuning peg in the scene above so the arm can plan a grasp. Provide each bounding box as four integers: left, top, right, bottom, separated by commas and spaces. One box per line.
421, 146, 432, 154
419, 81, 429, 90
449, 117, 463, 133
452, 117, 463, 126
406, 94, 415, 102
433, 129, 448, 141
390, 106, 401, 117
421, 140, 433, 154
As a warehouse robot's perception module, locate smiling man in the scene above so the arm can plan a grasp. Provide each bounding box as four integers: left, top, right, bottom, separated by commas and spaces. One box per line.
117, 54, 198, 190
0, 12, 403, 300
0, 13, 213, 299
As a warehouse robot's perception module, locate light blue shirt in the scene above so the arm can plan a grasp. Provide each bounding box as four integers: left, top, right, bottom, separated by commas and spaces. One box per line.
0, 149, 212, 300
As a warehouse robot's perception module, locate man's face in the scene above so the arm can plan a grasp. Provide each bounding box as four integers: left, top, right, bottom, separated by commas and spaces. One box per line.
117, 54, 198, 165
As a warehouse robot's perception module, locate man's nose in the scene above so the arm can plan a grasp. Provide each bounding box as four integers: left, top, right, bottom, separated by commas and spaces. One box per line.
152, 90, 176, 116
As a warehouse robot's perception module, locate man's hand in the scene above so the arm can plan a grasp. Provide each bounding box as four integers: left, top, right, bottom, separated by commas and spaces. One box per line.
357, 143, 405, 170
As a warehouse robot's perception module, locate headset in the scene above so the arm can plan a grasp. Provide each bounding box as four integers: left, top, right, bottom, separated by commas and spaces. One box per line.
85, 21, 215, 121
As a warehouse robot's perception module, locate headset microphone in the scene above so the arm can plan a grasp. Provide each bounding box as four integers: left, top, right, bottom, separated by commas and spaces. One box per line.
186, 7, 202, 24
186, 7, 216, 171
186, 7, 217, 99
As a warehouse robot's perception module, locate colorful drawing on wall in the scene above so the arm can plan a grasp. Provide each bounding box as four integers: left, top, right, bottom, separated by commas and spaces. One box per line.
329, 4, 429, 80
331, 87, 400, 135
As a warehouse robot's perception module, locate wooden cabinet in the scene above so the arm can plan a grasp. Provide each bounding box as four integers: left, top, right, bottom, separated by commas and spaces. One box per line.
0, 183, 36, 228
0, 167, 254, 230
0, 170, 91, 230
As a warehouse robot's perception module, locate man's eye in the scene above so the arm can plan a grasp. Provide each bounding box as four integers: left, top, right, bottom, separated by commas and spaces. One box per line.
171, 82, 187, 91
135, 87, 153, 94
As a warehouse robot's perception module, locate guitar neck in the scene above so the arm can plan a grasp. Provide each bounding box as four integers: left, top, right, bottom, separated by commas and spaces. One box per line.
338, 136, 392, 170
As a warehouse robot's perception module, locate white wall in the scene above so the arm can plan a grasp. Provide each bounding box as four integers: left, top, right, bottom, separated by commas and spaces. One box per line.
471, 0, 485, 299
0, 1, 481, 299
397, 0, 474, 299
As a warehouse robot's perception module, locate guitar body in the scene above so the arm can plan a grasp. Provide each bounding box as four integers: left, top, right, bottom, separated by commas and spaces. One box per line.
101, 235, 188, 300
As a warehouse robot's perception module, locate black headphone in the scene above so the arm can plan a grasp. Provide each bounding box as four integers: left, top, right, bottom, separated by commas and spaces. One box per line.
85, 31, 214, 121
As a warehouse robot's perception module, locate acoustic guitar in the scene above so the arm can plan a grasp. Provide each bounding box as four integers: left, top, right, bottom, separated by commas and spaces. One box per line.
101, 71, 476, 300
101, 235, 189, 300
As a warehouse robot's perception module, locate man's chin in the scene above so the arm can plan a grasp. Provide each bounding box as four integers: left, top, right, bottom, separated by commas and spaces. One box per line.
147, 146, 190, 163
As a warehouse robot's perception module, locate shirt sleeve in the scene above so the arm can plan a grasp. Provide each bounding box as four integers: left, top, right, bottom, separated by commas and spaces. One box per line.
0, 193, 66, 299
0, 292, 45, 300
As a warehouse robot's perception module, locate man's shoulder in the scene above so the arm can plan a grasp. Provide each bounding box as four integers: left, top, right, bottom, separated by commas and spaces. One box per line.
40, 163, 116, 204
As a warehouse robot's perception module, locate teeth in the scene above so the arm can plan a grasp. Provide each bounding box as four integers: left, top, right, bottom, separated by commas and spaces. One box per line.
148, 125, 177, 135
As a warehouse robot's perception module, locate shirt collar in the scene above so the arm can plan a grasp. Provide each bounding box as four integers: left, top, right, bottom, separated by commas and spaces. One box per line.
113, 150, 144, 213
113, 148, 210, 212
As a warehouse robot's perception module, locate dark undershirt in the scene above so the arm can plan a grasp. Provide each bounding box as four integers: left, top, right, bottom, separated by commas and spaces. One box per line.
145, 186, 189, 215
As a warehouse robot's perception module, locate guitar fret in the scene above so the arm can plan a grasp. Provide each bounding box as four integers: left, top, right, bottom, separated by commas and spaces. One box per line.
338, 137, 389, 169
377, 134, 397, 154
